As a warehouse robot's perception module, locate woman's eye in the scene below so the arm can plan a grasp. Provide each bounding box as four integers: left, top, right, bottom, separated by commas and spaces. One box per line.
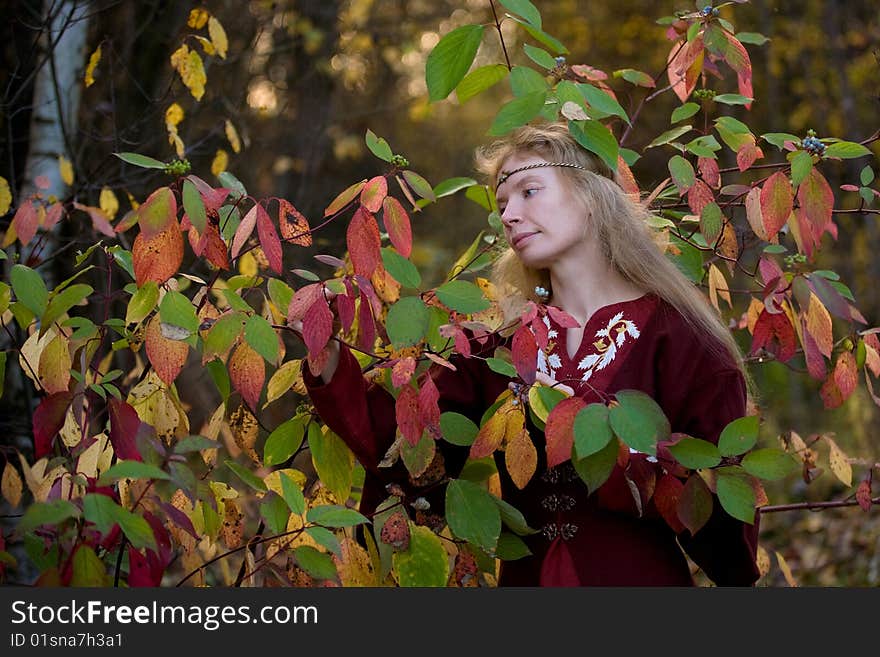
523, 188, 538, 198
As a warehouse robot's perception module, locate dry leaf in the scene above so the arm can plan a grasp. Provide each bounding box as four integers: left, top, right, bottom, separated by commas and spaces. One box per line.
229, 404, 260, 465
1, 462, 23, 508
775, 551, 798, 587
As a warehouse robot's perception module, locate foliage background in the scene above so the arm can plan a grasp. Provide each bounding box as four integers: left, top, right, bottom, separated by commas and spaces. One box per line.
1, 0, 879, 586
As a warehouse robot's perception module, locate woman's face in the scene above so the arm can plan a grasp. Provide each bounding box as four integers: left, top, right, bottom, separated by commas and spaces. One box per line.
495, 152, 590, 270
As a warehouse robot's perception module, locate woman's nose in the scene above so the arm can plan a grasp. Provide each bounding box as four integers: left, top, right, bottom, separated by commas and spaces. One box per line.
500, 204, 520, 226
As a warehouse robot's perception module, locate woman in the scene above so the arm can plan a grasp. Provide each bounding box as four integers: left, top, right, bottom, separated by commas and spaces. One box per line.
299, 122, 760, 586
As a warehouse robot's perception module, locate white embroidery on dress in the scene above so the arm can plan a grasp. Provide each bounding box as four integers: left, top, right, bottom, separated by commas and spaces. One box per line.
535, 315, 561, 379
575, 312, 641, 382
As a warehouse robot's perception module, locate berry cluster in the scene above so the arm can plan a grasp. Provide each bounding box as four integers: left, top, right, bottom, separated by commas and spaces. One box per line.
693, 88, 717, 101
701, 5, 720, 17
391, 154, 410, 168
164, 159, 191, 176
801, 134, 826, 156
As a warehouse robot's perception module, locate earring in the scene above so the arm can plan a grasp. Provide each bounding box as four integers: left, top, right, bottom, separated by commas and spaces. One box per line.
534, 286, 550, 303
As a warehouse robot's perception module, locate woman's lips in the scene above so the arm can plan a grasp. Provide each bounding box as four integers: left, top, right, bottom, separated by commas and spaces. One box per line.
512, 232, 537, 248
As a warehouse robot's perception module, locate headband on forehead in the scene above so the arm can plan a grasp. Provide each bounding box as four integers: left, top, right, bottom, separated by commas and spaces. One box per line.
496, 161, 588, 188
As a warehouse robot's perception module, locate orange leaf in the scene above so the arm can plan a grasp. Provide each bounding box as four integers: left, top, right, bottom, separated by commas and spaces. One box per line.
616, 156, 640, 200
832, 350, 858, 402
505, 425, 537, 490
654, 474, 686, 533
805, 293, 833, 358
346, 207, 381, 279
137, 187, 177, 238
231, 205, 257, 259
470, 397, 513, 459
133, 221, 183, 286
819, 373, 843, 409
256, 204, 282, 273
395, 384, 422, 447
12, 200, 39, 246
199, 222, 230, 270
279, 199, 312, 246
736, 143, 762, 172
667, 37, 704, 103
382, 196, 412, 258
145, 315, 188, 385
359, 176, 388, 214
759, 172, 792, 241
229, 341, 265, 411
324, 180, 366, 217
544, 396, 586, 469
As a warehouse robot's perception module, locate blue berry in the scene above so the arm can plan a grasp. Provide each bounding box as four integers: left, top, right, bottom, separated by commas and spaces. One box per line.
702, 5, 713, 16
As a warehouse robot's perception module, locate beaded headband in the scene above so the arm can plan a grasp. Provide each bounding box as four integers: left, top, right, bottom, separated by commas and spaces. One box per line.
496, 161, 588, 188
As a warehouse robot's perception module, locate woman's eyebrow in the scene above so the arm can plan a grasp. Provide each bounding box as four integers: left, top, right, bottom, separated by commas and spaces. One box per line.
497, 174, 544, 193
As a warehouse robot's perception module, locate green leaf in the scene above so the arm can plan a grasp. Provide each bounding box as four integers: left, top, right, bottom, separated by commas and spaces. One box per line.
700, 202, 722, 244
114, 152, 166, 169
386, 296, 430, 347
365, 129, 393, 162
294, 545, 337, 580
578, 84, 630, 124
445, 479, 501, 553
173, 435, 221, 453
182, 178, 207, 234
609, 390, 670, 456
824, 141, 872, 159
225, 459, 267, 492
493, 497, 537, 536
668, 437, 722, 469
615, 68, 654, 87
789, 149, 814, 188
459, 457, 498, 482
206, 359, 231, 400
761, 132, 801, 151
280, 472, 306, 515
763, 244, 788, 255
717, 415, 759, 457
11, 264, 48, 316
735, 32, 769, 45
671, 103, 700, 124
496, 532, 532, 560
573, 435, 618, 493
217, 171, 248, 199
860, 166, 875, 186
510, 65, 549, 97
686, 135, 722, 158
18, 499, 80, 533
308, 424, 354, 502
83, 493, 156, 550
126, 281, 159, 325
668, 155, 696, 193
204, 311, 245, 360
426, 24, 485, 102
713, 94, 753, 105
500, 0, 541, 28
306, 526, 342, 556
455, 64, 509, 104
434, 177, 479, 198
435, 280, 490, 314
716, 467, 756, 524
98, 460, 170, 484
567, 119, 619, 171
244, 314, 278, 364
741, 448, 799, 481
402, 170, 436, 201
159, 290, 198, 334
647, 125, 693, 149
486, 357, 517, 377
439, 412, 479, 447
264, 417, 305, 466
306, 505, 369, 528
392, 525, 449, 587
572, 403, 612, 459
381, 248, 421, 289
43, 283, 93, 329
260, 493, 290, 536
518, 20, 567, 55
70, 545, 107, 586
267, 278, 294, 315
620, 148, 640, 166
523, 44, 555, 69
488, 91, 547, 136
110, 247, 135, 280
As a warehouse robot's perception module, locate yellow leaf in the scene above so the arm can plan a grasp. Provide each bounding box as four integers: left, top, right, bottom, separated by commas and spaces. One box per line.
165, 103, 184, 129
60, 406, 82, 447
825, 436, 852, 487
208, 17, 228, 59
169, 131, 185, 159
126, 191, 140, 210
1, 462, 23, 508
746, 297, 763, 334
20, 327, 57, 388
211, 149, 228, 177
220, 498, 243, 548
99, 187, 119, 220
84, 44, 101, 87
229, 404, 260, 465
775, 551, 798, 587
225, 119, 241, 153
475, 277, 497, 301
265, 360, 302, 406
0, 176, 11, 215
707, 263, 731, 310
194, 35, 215, 56
76, 433, 113, 480
38, 333, 71, 394
264, 468, 308, 499
334, 536, 378, 586
187, 8, 209, 29
171, 44, 206, 101
504, 425, 537, 490
59, 155, 74, 186
756, 544, 770, 578
805, 292, 833, 358
238, 251, 258, 277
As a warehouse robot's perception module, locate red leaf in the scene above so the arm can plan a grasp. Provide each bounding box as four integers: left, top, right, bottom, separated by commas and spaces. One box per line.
287, 283, 324, 324
160, 501, 199, 540
347, 207, 381, 279
698, 157, 720, 189
108, 398, 143, 461
357, 290, 376, 352
133, 221, 183, 287
439, 323, 472, 358
546, 306, 580, 328
544, 396, 586, 469
667, 37, 704, 102
12, 200, 39, 246
127, 546, 164, 587
256, 204, 282, 273
360, 176, 388, 213
382, 196, 412, 258
229, 341, 265, 411
750, 309, 797, 362
33, 391, 74, 459
654, 474, 686, 533
760, 172, 793, 241
145, 315, 188, 385
391, 356, 416, 388
687, 180, 714, 215
185, 175, 229, 212
231, 204, 257, 259
511, 325, 538, 385
819, 372, 843, 409
801, 320, 827, 380
43, 202, 64, 231
531, 315, 549, 351
418, 374, 441, 437
302, 296, 333, 355
395, 385, 422, 447
337, 281, 356, 333
676, 473, 713, 536
723, 32, 753, 108
143, 510, 172, 563
797, 168, 834, 244
278, 199, 312, 246
736, 143, 762, 172
200, 222, 230, 270
832, 351, 858, 402
856, 479, 873, 512
137, 187, 177, 239
74, 202, 115, 237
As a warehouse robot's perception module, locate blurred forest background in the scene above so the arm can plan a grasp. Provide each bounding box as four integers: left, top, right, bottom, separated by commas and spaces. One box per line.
1, 0, 879, 585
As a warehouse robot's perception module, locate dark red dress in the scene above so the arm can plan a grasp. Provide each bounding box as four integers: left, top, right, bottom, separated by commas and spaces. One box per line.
303, 293, 760, 586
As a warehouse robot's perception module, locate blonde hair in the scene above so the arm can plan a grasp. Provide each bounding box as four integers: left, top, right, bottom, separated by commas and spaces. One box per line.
475, 122, 752, 388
